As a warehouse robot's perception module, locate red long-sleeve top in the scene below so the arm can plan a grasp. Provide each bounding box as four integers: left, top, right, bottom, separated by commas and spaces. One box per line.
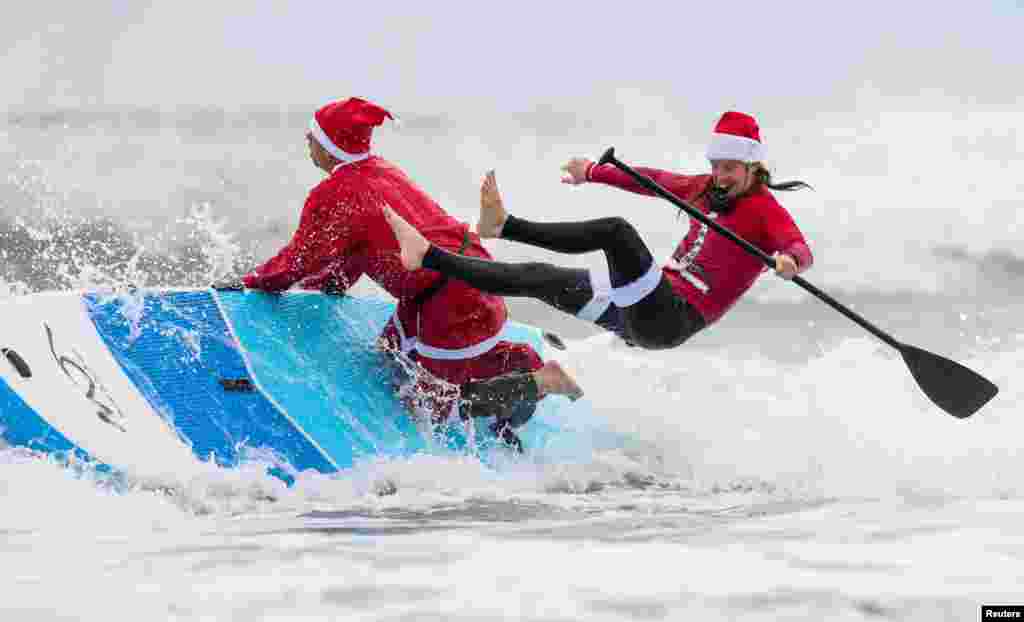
243, 157, 517, 369
587, 163, 813, 324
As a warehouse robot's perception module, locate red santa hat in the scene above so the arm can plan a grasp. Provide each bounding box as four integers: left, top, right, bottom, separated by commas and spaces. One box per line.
310, 97, 394, 161
705, 111, 765, 162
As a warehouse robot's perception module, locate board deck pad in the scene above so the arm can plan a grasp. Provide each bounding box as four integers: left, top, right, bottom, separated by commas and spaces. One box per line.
215, 291, 423, 467
2, 289, 618, 481
86, 291, 336, 473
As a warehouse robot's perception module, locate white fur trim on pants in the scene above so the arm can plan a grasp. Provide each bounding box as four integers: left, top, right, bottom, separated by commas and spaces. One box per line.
415, 327, 509, 360
576, 263, 612, 322
611, 263, 663, 307
391, 314, 509, 361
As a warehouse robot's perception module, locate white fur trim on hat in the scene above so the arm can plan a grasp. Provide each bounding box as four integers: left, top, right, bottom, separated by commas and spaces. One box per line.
309, 118, 369, 163
705, 132, 765, 162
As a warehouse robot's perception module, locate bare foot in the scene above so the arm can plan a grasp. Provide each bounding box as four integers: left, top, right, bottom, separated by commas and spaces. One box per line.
533, 360, 584, 402
476, 170, 508, 239
382, 206, 430, 270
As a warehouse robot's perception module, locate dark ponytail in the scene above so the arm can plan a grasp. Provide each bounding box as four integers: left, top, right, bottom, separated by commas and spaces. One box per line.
750, 162, 812, 192
688, 162, 812, 217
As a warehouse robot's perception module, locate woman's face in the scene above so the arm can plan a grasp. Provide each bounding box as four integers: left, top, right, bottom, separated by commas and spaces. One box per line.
710, 159, 752, 199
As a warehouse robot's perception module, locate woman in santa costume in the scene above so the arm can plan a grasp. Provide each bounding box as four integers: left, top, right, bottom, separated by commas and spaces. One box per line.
382, 111, 814, 350
233, 97, 582, 450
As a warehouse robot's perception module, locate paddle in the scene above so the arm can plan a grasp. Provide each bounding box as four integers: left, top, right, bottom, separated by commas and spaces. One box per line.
597, 148, 999, 418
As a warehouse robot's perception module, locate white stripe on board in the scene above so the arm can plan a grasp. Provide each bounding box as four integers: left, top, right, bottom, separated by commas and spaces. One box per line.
0, 293, 198, 474
210, 291, 341, 471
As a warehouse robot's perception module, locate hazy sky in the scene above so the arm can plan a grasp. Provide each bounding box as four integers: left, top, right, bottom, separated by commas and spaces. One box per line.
2, 2, 1021, 118
2, 1, 1022, 305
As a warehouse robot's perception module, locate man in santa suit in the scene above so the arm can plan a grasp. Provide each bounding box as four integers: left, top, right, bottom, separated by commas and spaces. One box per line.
224, 97, 582, 451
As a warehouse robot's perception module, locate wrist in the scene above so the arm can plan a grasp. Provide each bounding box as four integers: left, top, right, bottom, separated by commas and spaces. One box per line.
584, 160, 596, 182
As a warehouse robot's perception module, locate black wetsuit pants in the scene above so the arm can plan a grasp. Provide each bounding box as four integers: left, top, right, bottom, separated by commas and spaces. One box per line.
422, 215, 705, 350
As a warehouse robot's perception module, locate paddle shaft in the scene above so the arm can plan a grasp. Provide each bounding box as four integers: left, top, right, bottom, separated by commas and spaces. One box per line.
599, 150, 903, 351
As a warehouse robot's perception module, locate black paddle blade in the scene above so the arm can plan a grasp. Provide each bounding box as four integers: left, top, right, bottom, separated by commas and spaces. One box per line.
899, 344, 998, 418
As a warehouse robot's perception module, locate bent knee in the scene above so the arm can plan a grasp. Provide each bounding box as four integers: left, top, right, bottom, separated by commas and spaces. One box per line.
603, 216, 638, 239
628, 333, 676, 351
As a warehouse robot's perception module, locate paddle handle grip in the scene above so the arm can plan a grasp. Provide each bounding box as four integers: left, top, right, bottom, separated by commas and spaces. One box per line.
598, 147, 903, 351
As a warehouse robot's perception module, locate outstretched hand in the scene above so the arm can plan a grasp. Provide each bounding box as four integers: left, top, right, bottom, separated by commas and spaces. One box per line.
210, 277, 244, 291
560, 158, 592, 185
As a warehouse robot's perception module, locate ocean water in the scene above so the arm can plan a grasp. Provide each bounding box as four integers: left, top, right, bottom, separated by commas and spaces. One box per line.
1, 104, 1022, 621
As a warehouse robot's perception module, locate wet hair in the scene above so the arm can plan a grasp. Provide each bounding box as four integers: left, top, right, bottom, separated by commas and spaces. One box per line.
748, 162, 813, 192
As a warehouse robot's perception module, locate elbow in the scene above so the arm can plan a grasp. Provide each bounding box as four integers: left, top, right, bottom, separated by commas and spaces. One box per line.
798, 248, 813, 273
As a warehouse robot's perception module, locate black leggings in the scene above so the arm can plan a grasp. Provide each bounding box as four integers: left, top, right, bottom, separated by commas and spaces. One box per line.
422, 216, 705, 350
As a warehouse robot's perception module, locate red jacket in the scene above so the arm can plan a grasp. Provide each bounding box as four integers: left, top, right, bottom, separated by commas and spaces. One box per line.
588, 164, 813, 324
244, 157, 541, 386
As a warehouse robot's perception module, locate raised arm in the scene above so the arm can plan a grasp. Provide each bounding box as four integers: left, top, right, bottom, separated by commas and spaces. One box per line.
561, 157, 704, 200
